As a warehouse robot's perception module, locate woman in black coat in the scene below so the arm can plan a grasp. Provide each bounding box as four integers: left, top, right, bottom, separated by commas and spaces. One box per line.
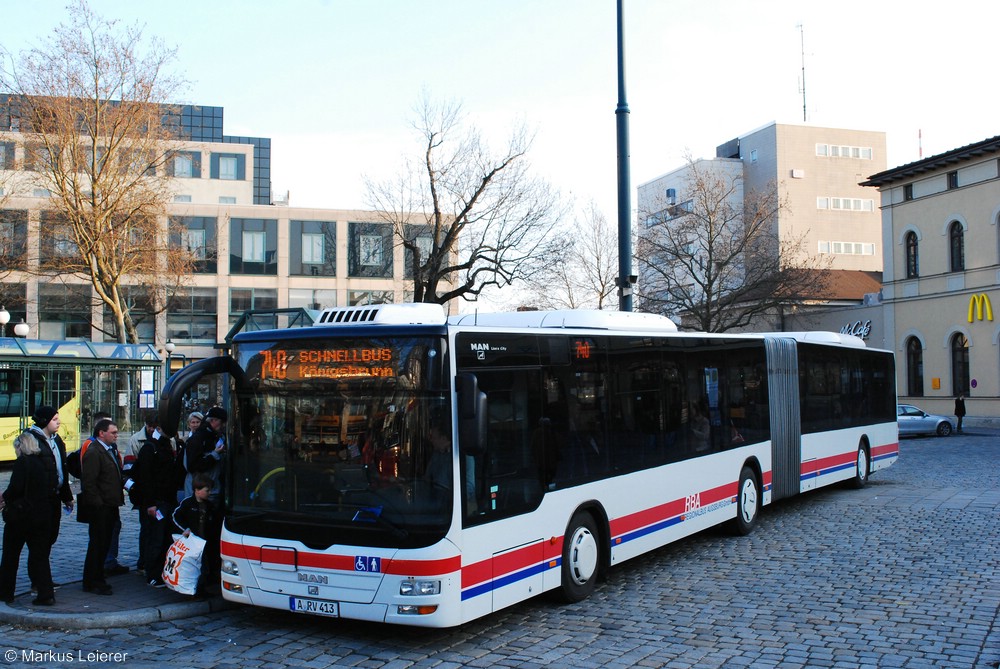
0, 420, 68, 606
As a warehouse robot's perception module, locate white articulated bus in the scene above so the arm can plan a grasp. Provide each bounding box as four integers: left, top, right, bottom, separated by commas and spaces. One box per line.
159, 303, 897, 627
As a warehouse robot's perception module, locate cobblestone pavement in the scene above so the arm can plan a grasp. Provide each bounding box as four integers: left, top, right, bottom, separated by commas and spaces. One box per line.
1, 429, 999, 668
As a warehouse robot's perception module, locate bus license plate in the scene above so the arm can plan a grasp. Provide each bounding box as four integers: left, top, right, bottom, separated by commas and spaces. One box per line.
290, 596, 339, 617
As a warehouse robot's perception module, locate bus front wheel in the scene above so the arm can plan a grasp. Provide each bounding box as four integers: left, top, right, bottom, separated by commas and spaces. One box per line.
731, 466, 760, 536
850, 444, 870, 489
558, 511, 600, 603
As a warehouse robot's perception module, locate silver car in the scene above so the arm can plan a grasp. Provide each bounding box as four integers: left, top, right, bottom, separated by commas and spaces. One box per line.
897, 404, 954, 437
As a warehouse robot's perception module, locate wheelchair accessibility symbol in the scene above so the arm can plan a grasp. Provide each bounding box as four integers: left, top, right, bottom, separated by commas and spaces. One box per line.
355, 555, 382, 573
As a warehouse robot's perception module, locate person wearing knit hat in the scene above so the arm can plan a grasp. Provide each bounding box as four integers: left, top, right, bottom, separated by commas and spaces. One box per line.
32, 405, 58, 429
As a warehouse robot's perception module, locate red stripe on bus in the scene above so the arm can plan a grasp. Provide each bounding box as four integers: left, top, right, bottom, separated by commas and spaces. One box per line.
801, 451, 854, 476
461, 540, 560, 589
871, 442, 898, 457
609, 481, 734, 537
221, 540, 460, 575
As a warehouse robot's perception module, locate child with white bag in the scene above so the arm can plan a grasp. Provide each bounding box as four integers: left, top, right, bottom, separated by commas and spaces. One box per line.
167, 473, 219, 596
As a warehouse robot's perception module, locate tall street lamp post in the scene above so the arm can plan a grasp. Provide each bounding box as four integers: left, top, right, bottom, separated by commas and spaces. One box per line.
0, 307, 9, 337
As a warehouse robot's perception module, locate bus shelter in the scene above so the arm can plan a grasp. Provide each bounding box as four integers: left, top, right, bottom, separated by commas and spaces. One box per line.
0, 338, 162, 463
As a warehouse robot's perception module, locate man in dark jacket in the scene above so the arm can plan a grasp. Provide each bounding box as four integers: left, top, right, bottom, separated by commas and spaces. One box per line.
79, 419, 125, 595
133, 427, 178, 587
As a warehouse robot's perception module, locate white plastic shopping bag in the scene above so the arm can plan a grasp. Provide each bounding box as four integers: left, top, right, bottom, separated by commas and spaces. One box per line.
162, 533, 207, 595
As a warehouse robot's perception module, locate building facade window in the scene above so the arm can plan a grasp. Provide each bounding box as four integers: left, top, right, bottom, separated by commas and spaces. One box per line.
169, 152, 201, 178
949, 221, 965, 272
947, 171, 958, 189
348, 222, 392, 278
170, 216, 217, 273
230, 287, 278, 329
904, 231, 919, 279
40, 211, 78, 265
210, 153, 245, 181
0, 283, 27, 330
905, 337, 923, 397
167, 287, 217, 343
38, 283, 91, 340
290, 220, 336, 276
816, 144, 873, 159
229, 218, 277, 275
348, 290, 394, 306
242, 231, 266, 262
288, 288, 337, 311
0, 142, 14, 170
817, 197, 875, 212
818, 240, 875, 256
101, 286, 154, 343
404, 225, 436, 279
0, 210, 28, 270
903, 184, 913, 201
950, 333, 970, 396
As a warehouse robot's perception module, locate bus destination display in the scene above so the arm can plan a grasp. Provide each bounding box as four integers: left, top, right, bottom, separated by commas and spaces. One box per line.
260, 347, 395, 380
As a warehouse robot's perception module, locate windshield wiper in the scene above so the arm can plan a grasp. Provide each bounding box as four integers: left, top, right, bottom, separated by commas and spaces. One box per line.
352, 505, 407, 539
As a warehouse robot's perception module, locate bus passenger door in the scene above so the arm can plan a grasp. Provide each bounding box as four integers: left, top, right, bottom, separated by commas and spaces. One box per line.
460, 368, 548, 609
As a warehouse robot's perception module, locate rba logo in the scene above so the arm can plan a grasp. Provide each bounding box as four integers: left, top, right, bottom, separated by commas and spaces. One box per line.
967, 293, 994, 322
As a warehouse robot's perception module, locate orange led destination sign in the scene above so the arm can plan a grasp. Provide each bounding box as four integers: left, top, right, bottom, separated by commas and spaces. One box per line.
260, 347, 395, 380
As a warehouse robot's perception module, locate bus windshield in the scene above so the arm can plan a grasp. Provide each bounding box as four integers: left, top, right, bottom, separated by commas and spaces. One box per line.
228, 335, 451, 549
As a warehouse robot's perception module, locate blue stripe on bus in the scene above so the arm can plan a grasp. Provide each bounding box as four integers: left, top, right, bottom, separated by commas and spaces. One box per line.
615, 514, 684, 546
461, 560, 555, 601
800, 461, 855, 481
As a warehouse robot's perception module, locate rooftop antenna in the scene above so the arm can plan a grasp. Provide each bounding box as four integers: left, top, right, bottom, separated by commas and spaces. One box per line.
797, 23, 807, 122
918, 129, 923, 159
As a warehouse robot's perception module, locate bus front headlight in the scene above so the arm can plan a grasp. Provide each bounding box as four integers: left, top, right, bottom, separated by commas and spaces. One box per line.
399, 579, 440, 596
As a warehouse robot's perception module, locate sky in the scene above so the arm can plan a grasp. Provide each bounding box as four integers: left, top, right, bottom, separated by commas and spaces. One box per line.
2, 0, 999, 228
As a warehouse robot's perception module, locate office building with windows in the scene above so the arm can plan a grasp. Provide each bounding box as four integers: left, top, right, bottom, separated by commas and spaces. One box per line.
0, 100, 440, 384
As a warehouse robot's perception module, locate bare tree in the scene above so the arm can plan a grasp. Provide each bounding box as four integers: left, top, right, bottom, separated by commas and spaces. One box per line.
365, 95, 565, 305
637, 158, 830, 332
0, 0, 193, 343
522, 202, 617, 310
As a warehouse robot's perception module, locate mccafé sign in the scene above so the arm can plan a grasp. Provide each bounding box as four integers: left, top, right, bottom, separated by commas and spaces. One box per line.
840, 320, 872, 340
968, 293, 994, 322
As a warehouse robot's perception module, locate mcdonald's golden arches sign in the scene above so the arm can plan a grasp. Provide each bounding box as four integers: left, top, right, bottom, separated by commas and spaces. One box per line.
968, 293, 994, 322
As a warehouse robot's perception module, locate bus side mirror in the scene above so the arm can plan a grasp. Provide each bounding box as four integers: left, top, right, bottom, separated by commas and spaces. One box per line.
456, 373, 487, 456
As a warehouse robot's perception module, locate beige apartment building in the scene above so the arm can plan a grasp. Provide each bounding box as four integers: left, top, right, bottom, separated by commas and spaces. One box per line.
716, 122, 887, 272
637, 122, 887, 329
860, 135, 1000, 419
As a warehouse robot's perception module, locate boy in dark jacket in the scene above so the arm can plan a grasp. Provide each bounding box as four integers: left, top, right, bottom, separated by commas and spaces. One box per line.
172, 473, 221, 595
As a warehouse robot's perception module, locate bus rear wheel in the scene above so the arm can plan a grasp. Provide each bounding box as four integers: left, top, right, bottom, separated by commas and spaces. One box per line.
558, 511, 600, 603
730, 466, 760, 536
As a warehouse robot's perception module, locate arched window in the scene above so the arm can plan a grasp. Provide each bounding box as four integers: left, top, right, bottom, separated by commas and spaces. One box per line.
906, 337, 923, 397
951, 333, 969, 396
949, 221, 965, 272
905, 231, 919, 278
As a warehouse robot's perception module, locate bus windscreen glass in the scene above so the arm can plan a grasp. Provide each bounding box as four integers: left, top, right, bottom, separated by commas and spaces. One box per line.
229, 336, 451, 549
